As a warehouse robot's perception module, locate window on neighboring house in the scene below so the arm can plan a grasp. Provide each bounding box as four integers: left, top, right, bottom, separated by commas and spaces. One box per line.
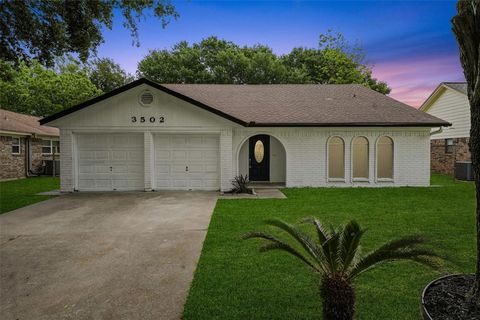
328, 136, 345, 179
445, 139, 454, 154
11, 137, 20, 155
42, 139, 60, 154
376, 136, 394, 180
352, 136, 369, 179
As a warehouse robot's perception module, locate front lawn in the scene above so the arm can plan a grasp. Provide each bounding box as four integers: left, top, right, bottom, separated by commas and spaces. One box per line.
183, 174, 476, 320
0, 177, 60, 214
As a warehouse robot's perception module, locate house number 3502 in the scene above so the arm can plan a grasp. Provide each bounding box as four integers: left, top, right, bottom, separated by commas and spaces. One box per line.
131, 116, 165, 123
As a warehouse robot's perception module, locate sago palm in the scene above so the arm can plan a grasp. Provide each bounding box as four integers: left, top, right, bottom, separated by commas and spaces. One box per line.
243, 218, 440, 320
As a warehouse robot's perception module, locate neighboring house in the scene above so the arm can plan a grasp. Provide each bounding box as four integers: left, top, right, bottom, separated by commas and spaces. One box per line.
0, 109, 60, 180
40, 78, 449, 192
420, 82, 472, 178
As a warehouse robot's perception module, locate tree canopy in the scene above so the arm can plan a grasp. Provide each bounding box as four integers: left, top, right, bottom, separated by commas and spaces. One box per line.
0, 59, 101, 117
0, 0, 178, 66
87, 58, 134, 93
138, 34, 390, 94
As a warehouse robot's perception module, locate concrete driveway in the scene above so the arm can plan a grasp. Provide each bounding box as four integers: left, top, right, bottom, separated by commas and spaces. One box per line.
0, 192, 218, 320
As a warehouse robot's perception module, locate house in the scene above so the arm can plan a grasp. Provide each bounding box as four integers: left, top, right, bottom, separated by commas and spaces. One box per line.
420, 82, 472, 178
0, 109, 60, 180
39, 78, 449, 192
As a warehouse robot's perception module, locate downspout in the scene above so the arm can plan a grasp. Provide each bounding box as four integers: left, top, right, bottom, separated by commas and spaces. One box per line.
26, 135, 40, 177
430, 127, 443, 136
25, 136, 30, 177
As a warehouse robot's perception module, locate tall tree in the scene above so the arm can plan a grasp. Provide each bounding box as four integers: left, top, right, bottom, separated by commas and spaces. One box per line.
88, 58, 134, 92
137, 34, 391, 94
452, 0, 480, 303
0, 0, 178, 66
138, 37, 289, 84
0, 60, 101, 116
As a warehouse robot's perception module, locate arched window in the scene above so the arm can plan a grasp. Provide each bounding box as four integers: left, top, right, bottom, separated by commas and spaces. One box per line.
328, 137, 345, 179
377, 136, 394, 179
352, 137, 369, 179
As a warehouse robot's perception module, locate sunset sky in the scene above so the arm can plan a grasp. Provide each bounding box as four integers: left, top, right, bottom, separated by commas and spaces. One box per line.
97, 0, 464, 107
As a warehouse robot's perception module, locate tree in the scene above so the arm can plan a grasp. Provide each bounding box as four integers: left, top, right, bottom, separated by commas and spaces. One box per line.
452, 0, 480, 303
88, 58, 134, 92
0, 59, 101, 116
137, 34, 391, 94
138, 37, 289, 84
243, 218, 439, 320
0, 0, 178, 66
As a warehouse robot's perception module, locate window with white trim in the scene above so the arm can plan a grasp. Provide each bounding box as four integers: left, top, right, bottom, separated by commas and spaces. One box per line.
376, 136, 394, 179
328, 136, 345, 179
352, 136, 369, 179
11, 137, 20, 154
42, 139, 60, 154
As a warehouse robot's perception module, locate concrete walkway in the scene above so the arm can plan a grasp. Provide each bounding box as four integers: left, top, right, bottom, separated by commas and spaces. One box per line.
0, 192, 217, 320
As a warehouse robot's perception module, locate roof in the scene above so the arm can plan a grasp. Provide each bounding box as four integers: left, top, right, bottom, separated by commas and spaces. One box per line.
40, 78, 450, 127
443, 82, 467, 95
0, 109, 59, 136
420, 82, 468, 112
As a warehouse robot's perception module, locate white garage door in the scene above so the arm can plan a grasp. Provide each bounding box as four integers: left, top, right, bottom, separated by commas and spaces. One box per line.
154, 134, 219, 190
76, 133, 144, 191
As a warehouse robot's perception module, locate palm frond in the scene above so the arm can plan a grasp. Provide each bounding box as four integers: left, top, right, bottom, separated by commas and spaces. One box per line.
301, 216, 329, 245
322, 229, 341, 273
300, 216, 336, 272
339, 220, 366, 273
259, 242, 320, 271
242, 231, 320, 272
349, 240, 440, 279
264, 219, 321, 263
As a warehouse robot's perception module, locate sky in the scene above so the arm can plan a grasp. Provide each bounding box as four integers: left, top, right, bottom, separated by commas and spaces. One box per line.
96, 0, 464, 107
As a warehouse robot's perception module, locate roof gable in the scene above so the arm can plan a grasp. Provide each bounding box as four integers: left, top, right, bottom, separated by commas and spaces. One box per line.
45, 83, 237, 128
420, 82, 467, 112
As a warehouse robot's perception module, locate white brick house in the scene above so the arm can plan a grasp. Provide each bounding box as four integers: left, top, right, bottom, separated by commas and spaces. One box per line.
40, 78, 449, 192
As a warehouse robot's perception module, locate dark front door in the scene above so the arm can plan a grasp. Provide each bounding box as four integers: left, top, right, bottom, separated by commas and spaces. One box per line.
249, 135, 270, 181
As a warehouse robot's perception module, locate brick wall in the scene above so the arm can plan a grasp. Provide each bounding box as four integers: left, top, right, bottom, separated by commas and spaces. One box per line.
430, 137, 471, 175
0, 135, 26, 180
0, 135, 60, 180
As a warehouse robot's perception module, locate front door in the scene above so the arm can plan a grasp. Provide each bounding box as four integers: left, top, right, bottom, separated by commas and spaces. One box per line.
249, 135, 270, 181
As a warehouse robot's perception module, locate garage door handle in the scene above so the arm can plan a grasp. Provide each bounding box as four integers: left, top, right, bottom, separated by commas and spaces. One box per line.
109, 166, 112, 172
186, 166, 189, 172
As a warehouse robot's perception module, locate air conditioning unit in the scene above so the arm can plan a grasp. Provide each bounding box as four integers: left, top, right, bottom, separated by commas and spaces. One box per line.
455, 161, 474, 181
43, 160, 60, 176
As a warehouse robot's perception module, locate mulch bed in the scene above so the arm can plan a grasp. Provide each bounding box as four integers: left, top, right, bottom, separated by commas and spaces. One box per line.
423, 274, 480, 320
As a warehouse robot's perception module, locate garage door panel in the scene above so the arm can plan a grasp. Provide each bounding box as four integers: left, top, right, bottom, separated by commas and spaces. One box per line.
154, 134, 219, 190
172, 150, 187, 160
174, 180, 188, 188
111, 151, 127, 161
173, 165, 186, 172
76, 133, 144, 191
172, 136, 187, 146
156, 165, 170, 174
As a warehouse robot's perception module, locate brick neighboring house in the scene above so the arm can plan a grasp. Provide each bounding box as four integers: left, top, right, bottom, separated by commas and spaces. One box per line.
0, 109, 60, 180
420, 82, 471, 177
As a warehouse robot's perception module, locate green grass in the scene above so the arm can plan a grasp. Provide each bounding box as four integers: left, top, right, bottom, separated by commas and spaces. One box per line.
0, 177, 60, 214
183, 174, 476, 320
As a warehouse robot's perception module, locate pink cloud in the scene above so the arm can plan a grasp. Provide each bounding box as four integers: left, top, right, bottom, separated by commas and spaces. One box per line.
371, 54, 465, 107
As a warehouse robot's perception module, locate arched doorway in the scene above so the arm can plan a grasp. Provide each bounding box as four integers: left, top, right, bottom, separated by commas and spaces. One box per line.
238, 134, 286, 184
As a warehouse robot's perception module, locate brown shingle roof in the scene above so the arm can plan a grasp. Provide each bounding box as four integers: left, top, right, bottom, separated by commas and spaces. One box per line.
40, 78, 449, 127
163, 83, 450, 126
0, 109, 59, 136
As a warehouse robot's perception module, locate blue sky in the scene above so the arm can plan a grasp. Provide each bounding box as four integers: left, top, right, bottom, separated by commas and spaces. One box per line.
97, 0, 464, 107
